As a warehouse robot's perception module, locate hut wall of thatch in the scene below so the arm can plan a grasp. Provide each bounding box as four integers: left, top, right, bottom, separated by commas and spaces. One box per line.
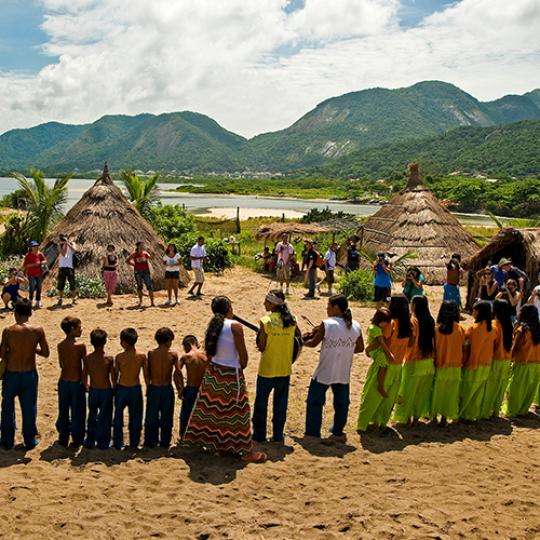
463, 227, 540, 309
41, 164, 182, 293
361, 164, 478, 282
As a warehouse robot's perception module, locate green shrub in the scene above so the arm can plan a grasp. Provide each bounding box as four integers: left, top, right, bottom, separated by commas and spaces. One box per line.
339, 269, 374, 301
47, 274, 106, 299
0, 215, 31, 257
149, 204, 195, 240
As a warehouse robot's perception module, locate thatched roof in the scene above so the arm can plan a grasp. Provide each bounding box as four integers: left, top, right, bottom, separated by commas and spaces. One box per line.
463, 227, 540, 308
41, 164, 179, 293
255, 222, 332, 241
361, 163, 478, 281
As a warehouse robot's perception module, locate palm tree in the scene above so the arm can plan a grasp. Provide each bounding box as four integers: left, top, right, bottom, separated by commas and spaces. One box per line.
120, 171, 160, 219
12, 169, 70, 242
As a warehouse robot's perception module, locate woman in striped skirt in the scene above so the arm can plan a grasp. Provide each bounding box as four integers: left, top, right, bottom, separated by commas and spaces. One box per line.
183, 296, 267, 463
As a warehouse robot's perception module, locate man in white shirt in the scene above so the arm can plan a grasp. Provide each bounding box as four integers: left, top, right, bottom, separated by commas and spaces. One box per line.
188, 236, 207, 297
56, 234, 78, 306
317, 242, 338, 296
275, 234, 295, 295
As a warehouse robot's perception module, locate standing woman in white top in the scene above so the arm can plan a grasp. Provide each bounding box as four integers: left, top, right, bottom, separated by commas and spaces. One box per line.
56, 234, 78, 306
183, 296, 267, 463
163, 243, 182, 306
303, 294, 364, 438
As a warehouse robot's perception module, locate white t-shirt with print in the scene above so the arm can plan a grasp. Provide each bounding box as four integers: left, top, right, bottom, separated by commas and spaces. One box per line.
190, 244, 206, 269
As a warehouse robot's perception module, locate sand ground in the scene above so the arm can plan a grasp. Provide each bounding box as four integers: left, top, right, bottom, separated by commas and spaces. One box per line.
0, 267, 538, 539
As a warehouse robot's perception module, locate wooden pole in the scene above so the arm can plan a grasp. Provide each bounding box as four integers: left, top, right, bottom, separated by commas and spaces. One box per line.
236, 207, 241, 233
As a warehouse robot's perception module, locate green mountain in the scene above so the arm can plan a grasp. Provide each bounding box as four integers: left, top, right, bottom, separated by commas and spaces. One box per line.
247, 81, 540, 169
0, 112, 247, 173
0, 81, 539, 174
317, 120, 540, 178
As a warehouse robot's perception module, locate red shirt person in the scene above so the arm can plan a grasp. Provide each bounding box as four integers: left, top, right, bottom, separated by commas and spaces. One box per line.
126, 242, 155, 308
22, 241, 47, 308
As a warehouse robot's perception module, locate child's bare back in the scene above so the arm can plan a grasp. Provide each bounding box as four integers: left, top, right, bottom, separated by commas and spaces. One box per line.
84, 351, 114, 390
115, 350, 147, 386
180, 348, 208, 387
147, 348, 178, 386
58, 340, 86, 382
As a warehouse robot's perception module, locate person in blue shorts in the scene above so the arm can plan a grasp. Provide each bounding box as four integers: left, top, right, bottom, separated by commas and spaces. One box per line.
443, 254, 462, 307
373, 252, 393, 308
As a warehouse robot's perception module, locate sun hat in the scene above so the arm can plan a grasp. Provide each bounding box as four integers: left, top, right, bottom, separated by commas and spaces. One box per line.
29, 241, 39, 247
498, 258, 512, 268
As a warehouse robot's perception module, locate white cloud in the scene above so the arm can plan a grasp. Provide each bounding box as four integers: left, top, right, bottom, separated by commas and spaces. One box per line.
0, 0, 539, 138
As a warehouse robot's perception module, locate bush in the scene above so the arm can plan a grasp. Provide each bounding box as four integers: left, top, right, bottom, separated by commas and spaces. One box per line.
149, 204, 195, 241
339, 269, 374, 301
300, 207, 354, 224
172, 234, 233, 273
47, 274, 106, 299
0, 215, 31, 257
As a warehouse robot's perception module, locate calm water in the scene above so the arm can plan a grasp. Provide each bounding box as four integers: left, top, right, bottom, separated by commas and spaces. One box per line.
0, 177, 494, 225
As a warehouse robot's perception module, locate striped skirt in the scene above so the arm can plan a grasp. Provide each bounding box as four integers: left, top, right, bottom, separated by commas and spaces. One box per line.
183, 362, 253, 454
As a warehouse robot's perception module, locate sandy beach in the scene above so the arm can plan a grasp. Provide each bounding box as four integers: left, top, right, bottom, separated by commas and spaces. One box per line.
0, 267, 538, 539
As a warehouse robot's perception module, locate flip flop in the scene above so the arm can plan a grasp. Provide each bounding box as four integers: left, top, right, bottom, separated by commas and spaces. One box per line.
241, 451, 267, 464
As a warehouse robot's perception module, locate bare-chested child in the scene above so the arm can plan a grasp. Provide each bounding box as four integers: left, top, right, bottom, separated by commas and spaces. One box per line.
179, 335, 208, 437
83, 328, 114, 449
56, 316, 87, 447
0, 299, 49, 450
144, 327, 182, 448
113, 328, 148, 449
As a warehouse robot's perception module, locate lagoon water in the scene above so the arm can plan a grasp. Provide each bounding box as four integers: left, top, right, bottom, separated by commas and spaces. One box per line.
0, 177, 494, 224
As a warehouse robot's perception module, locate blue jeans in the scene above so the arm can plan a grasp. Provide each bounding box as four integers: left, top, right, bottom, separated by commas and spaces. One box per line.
307, 267, 317, 296
252, 375, 290, 442
56, 379, 86, 446
305, 378, 350, 437
179, 385, 199, 437
1, 370, 39, 449
113, 385, 143, 449
144, 384, 174, 448
28, 276, 43, 302
135, 270, 153, 291
85, 388, 113, 449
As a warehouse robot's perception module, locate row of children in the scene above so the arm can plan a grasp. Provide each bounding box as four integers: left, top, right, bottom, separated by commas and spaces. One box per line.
357, 296, 540, 432
0, 299, 209, 450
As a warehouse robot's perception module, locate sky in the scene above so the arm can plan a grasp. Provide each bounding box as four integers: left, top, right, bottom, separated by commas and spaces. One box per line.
0, 0, 539, 138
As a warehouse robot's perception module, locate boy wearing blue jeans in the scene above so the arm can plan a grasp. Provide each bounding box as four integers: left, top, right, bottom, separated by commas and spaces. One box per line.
144, 328, 182, 448
56, 316, 87, 447
113, 328, 148, 449
179, 335, 207, 437
83, 329, 114, 449
0, 299, 49, 450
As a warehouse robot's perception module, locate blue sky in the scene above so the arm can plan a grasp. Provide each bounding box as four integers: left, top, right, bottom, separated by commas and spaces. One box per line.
0, 0, 56, 72
2, 0, 458, 73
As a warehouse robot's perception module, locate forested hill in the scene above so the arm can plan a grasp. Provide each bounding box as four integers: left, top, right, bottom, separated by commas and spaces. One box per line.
316, 120, 540, 179
0, 81, 539, 175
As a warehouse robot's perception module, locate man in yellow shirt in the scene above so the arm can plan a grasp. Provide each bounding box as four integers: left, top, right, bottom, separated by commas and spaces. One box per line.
252, 291, 301, 442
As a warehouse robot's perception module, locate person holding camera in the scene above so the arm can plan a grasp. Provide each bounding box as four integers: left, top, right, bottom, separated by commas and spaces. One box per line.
476, 267, 499, 303
402, 266, 424, 302
56, 234, 78, 306
373, 252, 392, 308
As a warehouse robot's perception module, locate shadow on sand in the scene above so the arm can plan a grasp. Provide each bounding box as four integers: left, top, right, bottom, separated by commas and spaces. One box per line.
292, 434, 356, 458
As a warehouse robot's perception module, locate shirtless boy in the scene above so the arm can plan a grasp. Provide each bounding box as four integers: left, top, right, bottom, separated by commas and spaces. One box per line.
56, 316, 87, 447
113, 328, 148, 449
179, 335, 208, 437
0, 299, 49, 450
144, 327, 182, 448
83, 328, 114, 449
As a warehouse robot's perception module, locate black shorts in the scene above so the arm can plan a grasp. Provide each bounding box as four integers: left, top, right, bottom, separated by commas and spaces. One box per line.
58, 267, 76, 292
374, 285, 390, 302
165, 271, 180, 280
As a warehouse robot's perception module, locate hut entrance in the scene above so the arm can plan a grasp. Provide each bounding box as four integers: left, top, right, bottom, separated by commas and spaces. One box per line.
470, 235, 527, 270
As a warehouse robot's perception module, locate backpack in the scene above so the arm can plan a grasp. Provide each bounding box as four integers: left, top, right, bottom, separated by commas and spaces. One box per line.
315, 251, 324, 268
73, 251, 83, 269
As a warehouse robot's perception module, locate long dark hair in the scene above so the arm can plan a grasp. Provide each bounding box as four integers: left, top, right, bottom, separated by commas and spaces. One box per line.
205, 296, 232, 357
411, 295, 434, 357
389, 295, 412, 339
518, 304, 540, 345
269, 289, 296, 328
437, 300, 459, 335
473, 300, 492, 332
329, 294, 353, 329
493, 299, 513, 352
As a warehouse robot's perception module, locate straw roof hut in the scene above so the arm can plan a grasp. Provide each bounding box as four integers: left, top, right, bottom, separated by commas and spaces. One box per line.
255, 222, 332, 241
41, 164, 183, 293
463, 227, 540, 309
361, 163, 478, 281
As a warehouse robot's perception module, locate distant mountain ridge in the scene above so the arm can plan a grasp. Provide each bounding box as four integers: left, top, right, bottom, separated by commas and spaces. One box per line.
1, 81, 539, 174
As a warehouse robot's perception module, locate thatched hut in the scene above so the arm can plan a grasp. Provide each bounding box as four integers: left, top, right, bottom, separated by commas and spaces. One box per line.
41, 164, 177, 293
361, 163, 479, 281
255, 222, 333, 241
463, 227, 540, 309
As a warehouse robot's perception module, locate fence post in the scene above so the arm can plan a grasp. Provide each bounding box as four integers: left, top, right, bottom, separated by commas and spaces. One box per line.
236, 207, 241, 233
281, 212, 285, 223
